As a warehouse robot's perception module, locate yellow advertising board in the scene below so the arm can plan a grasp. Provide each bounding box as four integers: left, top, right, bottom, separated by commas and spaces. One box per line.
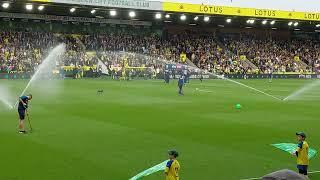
163, 2, 320, 21
29, 0, 320, 21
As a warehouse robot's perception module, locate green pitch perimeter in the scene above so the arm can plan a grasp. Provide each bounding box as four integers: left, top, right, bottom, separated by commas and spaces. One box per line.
0, 79, 319, 180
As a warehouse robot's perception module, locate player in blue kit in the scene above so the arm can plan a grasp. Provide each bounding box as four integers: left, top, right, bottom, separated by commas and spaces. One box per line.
18, 94, 32, 134
164, 69, 170, 84
178, 75, 184, 95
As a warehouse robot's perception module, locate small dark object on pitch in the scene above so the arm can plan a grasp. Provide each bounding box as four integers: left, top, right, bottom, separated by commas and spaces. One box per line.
97, 89, 104, 94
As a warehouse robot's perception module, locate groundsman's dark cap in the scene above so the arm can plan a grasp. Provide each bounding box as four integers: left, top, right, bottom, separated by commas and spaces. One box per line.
168, 150, 179, 158
296, 132, 306, 138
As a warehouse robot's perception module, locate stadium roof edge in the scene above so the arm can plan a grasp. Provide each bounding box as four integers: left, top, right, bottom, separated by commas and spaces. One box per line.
26, 0, 320, 22
1, 1, 319, 31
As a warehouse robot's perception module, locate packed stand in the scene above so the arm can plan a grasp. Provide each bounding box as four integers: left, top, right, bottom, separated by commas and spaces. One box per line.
0, 29, 319, 76
287, 39, 320, 73
223, 34, 320, 74
165, 33, 247, 74
82, 32, 247, 74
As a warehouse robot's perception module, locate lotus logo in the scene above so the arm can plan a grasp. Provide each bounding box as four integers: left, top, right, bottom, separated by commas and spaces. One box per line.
179, 4, 184, 10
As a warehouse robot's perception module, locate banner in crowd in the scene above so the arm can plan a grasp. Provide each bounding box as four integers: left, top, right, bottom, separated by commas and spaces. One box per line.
31, 0, 162, 10
97, 60, 109, 75
165, 63, 189, 70
162, 1, 320, 21
180, 53, 187, 63
0, 12, 152, 26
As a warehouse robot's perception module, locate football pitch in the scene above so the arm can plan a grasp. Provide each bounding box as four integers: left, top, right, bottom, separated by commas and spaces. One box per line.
0, 79, 319, 180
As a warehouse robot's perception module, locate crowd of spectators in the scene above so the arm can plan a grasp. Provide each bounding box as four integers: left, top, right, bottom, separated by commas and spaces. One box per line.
0, 28, 319, 76
81, 32, 247, 74
289, 39, 320, 73
0, 32, 99, 74
166, 33, 247, 74
223, 34, 320, 74
0, 31, 54, 73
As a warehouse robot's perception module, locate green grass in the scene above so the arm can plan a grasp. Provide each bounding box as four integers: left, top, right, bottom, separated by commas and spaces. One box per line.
0, 79, 319, 180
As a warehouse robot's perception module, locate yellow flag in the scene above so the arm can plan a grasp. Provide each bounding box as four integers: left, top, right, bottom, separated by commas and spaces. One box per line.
180, 53, 187, 62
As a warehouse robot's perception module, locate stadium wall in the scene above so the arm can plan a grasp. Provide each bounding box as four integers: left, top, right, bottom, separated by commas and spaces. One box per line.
1, 73, 320, 80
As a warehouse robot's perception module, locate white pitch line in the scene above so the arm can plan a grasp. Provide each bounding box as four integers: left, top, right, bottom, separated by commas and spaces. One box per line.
197, 89, 212, 93
298, 95, 320, 98
239, 177, 260, 180
240, 170, 320, 180
220, 77, 283, 101
309, 170, 320, 174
